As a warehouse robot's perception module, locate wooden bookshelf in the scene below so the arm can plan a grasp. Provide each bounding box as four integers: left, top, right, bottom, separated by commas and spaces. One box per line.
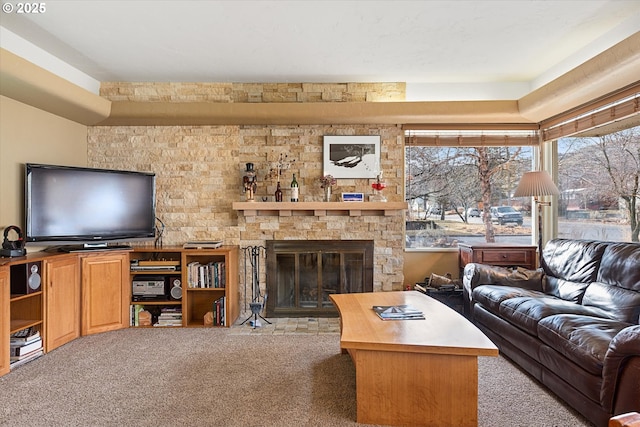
129, 246, 239, 328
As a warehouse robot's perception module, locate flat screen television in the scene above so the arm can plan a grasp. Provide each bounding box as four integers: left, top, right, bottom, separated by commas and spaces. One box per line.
25, 163, 156, 250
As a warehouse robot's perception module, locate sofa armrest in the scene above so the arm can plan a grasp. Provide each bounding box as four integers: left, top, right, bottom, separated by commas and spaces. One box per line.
602, 325, 640, 414
462, 263, 544, 300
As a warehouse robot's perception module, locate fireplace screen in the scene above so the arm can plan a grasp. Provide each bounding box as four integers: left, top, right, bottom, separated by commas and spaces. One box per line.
266, 240, 373, 317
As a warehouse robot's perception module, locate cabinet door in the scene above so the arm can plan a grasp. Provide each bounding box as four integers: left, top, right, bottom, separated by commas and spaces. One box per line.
81, 253, 129, 336
0, 266, 9, 376
45, 257, 80, 351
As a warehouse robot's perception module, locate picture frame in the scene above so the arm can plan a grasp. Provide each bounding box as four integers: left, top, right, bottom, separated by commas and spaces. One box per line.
323, 136, 381, 179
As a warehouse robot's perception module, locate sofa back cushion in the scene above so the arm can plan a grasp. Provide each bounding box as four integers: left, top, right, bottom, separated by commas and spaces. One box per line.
542, 239, 608, 282
582, 282, 640, 323
544, 277, 590, 303
595, 242, 640, 291
541, 239, 608, 301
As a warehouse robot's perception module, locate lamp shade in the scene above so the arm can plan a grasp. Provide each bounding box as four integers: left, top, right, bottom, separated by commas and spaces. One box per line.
513, 171, 560, 198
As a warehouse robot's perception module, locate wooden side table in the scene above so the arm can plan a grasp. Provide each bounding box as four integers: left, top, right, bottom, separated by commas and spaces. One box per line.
458, 243, 538, 271
458, 243, 537, 317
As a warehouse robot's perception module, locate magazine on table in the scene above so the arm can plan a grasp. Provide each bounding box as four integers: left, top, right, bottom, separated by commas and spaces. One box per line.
372, 304, 425, 320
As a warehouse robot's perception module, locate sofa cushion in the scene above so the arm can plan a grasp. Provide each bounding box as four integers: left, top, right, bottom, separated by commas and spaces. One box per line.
541, 239, 608, 283
544, 277, 590, 303
537, 314, 631, 376
499, 296, 611, 336
472, 285, 544, 315
582, 282, 640, 324
596, 242, 640, 292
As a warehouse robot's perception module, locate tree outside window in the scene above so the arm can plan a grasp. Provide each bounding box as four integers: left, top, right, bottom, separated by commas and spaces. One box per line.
558, 126, 640, 242
405, 145, 532, 248
404, 125, 639, 248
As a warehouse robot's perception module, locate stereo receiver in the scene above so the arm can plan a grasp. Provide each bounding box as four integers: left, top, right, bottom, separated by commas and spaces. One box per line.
132, 277, 166, 300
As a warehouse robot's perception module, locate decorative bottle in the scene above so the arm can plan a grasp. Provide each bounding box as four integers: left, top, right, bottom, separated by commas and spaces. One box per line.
275, 182, 283, 202
290, 173, 299, 202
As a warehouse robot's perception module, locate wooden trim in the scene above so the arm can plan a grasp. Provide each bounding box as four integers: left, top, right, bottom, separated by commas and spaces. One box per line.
609, 412, 640, 427
98, 100, 529, 126
232, 201, 407, 216
541, 89, 640, 140
405, 134, 539, 147
403, 123, 539, 131
540, 82, 640, 130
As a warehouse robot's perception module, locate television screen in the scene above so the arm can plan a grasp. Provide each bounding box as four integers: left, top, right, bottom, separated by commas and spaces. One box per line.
25, 163, 156, 248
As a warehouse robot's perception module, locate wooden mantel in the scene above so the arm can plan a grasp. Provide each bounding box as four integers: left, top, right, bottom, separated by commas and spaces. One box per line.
232, 201, 407, 217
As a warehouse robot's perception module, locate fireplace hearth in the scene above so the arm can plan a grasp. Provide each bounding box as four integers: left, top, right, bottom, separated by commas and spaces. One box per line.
266, 240, 373, 317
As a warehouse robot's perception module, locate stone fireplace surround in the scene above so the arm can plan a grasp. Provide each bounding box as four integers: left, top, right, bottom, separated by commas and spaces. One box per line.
233, 202, 406, 313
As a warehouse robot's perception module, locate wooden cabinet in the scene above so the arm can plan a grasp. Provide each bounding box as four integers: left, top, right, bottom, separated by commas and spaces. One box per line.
44, 256, 80, 351
1, 250, 130, 376
129, 248, 183, 327
81, 252, 130, 336
183, 247, 238, 327
459, 243, 538, 271
129, 246, 239, 328
0, 265, 9, 376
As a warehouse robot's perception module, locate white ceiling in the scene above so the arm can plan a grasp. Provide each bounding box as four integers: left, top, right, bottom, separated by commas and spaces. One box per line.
1, 0, 639, 100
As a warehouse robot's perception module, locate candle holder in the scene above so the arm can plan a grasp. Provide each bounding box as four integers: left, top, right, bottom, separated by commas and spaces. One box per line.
370, 172, 387, 202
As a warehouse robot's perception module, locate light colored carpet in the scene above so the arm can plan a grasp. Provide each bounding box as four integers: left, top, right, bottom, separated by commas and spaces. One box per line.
0, 327, 593, 427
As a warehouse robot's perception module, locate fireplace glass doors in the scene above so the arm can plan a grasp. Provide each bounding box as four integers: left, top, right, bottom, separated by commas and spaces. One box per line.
266, 240, 373, 317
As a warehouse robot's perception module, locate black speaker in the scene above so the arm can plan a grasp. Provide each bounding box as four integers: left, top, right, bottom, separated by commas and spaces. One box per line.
10, 261, 42, 295
168, 277, 182, 300
1, 225, 26, 257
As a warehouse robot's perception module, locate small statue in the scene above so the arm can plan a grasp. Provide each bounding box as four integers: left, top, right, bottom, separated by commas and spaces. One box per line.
243, 163, 257, 201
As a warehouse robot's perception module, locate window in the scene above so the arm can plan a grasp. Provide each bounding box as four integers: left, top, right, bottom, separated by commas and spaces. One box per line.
405, 132, 534, 249
557, 125, 640, 243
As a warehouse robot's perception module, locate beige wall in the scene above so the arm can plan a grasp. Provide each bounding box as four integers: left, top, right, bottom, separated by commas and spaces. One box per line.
0, 95, 87, 231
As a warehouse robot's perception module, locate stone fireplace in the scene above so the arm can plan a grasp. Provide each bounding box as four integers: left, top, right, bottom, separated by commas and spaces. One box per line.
233, 201, 407, 314
266, 240, 373, 317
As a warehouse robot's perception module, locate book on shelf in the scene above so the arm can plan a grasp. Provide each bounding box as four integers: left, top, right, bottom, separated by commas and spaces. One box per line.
155, 306, 183, 327
186, 261, 226, 288
213, 296, 226, 326
10, 327, 41, 345
372, 304, 425, 321
10, 349, 44, 368
131, 304, 147, 327
10, 337, 43, 357
183, 240, 223, 249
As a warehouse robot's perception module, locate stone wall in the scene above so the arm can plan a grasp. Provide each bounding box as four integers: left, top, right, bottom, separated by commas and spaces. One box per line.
100, 82, 405, 103
88, 82, 407, 308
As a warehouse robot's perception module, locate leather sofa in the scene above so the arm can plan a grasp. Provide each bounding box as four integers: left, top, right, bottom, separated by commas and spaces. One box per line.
463, 239, 640, 427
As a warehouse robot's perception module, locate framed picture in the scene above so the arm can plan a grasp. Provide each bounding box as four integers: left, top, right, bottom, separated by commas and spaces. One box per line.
323, 136, 381, 179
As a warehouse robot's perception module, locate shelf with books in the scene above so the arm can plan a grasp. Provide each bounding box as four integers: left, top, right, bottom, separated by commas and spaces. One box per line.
129, 246, 239, 328
185, 289, 226, 327
130, 303, 183, 327
10, 326, 44, 368
183, 247, 238, 327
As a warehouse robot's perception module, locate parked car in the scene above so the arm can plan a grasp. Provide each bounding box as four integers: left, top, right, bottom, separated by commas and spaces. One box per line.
489, 206, 523, 226
466, 208, 480, 217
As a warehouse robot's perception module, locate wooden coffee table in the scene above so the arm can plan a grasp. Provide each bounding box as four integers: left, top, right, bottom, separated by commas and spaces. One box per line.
330, 291, 498, 427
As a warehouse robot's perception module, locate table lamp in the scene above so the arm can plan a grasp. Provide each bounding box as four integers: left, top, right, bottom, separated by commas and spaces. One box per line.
513, 171, 560, 267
